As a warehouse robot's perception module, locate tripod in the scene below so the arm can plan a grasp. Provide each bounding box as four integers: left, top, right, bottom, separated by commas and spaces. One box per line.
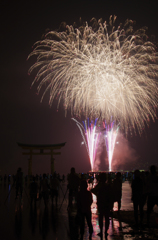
4, 180, 16, 204
59, 183, 67, 199
4, 181, 30, 205
59, 188, 68, 211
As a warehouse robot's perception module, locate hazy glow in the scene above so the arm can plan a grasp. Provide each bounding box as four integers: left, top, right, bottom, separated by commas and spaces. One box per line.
103, 119, 119, 171
72, 118, 100, 171
28, 16, 158, 133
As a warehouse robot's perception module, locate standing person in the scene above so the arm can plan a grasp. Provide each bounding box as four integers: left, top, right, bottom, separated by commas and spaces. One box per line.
112, 172, 122, 213
77, 180, 93, 240
50, 172, 60, 208
0, 175, 2, 185
62, 174, 65, 183
67, 167, 80, 209
29, 176, 38, 207
141, 171, 148, 209
8, 174, 11, 184
91, 172, 112, 239
111, 172, 122, 230
40, 173, 49, 207
15, 168, 23, 199
131, 169, 144, 228
146, 165, 158, 227
4, 174, 7, 185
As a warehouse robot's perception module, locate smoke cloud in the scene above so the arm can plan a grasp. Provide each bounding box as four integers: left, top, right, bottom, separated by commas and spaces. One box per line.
94, 132, 139, 171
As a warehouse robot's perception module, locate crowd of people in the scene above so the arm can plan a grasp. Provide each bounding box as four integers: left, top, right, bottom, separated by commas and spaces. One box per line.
66, 166, 158, 239
1, 165, 158, 240
66, 167, 122, 239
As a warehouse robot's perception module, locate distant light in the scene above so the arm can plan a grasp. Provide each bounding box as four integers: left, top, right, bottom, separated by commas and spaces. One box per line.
116, 142, 119, 144
81, 141, 84, 145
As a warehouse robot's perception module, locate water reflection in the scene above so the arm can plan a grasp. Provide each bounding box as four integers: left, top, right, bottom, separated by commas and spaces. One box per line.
2, 180, 158, 239
39, 207, 49, 239
29, 205, 37, 235
15, 207, 22, 239
68, 209, 79, 239
50, 205, 58, 234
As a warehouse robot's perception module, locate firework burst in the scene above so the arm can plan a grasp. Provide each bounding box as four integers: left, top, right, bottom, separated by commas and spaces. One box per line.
28, 16, 158, 134
72, 118, 100, 171
103, 118, 119, 171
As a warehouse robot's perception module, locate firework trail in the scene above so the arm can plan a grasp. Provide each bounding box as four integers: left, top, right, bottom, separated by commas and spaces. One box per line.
72, 118, 100, 171
28, 16, 158, 134
103, 118, 119, 171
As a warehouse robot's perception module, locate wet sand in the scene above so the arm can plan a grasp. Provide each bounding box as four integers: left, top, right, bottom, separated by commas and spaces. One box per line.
0, 180, 158, 239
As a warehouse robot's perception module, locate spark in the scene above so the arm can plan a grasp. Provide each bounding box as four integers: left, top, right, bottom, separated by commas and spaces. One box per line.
28, 16, 158, 134
103, 118, 119, 171
72, 118, 100, 171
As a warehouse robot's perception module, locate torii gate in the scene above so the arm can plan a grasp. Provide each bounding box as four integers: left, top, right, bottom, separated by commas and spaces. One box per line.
17, 142, 66, 175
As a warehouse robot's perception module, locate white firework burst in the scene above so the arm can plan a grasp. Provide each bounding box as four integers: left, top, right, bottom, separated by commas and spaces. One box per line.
28, 16, 158, 134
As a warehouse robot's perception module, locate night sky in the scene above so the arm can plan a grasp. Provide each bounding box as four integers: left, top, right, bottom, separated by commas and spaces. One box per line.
1, 0, 158, 176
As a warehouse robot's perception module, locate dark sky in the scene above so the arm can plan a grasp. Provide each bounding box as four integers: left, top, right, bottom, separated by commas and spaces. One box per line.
1, 0, 158, 176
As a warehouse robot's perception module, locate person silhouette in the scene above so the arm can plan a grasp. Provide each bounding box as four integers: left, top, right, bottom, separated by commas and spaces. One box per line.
50, 172, 60, 208
112, 172, 122, 213
40, 173, 49, 207
15, 168, 23, 199
131, 169, 144, 228
77, 180, 93, 240
91, 172, 112, 239
146, 165, 158, 227
67, 167, 80, 209
29, 176, 38, 207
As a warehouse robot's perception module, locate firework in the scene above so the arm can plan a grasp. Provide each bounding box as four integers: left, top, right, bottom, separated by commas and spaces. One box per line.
72, 118, 100, 171
28, 16, 158, 134
103, 118, 119, 171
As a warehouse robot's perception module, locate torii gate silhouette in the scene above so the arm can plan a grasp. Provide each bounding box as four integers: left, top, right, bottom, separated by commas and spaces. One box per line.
17, 142, 66, 175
